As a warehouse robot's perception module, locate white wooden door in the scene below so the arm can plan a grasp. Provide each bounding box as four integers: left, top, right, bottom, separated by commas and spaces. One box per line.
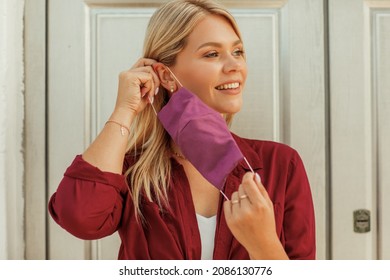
329, 0, 390, 259
47, 0, 327, 259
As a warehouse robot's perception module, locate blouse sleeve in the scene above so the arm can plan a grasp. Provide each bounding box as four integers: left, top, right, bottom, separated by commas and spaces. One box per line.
283, 151, 316, 259
48, 155, 129, 240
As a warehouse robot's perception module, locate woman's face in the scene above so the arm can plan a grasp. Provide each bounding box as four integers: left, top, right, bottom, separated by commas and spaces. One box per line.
171, 14, 247, 114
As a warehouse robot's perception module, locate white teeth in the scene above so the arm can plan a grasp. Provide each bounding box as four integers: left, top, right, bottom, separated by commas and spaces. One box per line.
216, 82, 239, 90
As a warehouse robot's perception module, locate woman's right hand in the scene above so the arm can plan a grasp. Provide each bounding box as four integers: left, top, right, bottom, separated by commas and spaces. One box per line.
114, 58, 160, 120
83, 58, 160, 173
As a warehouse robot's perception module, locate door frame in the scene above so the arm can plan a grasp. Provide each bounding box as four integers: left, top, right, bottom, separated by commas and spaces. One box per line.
24, 0, 47, 260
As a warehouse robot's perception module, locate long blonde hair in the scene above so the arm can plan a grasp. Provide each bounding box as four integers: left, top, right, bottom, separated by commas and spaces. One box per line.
125, 0, 242, 219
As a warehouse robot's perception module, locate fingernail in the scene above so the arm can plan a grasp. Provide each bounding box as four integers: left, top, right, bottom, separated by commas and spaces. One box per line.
255, 173, 261, 184
155, 87, 159, 95
148, 96, 154, 104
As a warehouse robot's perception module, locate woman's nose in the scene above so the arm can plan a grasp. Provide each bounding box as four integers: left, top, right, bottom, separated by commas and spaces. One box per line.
222, 55, 246, 73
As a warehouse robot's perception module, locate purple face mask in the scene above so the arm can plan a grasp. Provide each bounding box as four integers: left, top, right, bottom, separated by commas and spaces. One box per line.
151, 68, 254, 199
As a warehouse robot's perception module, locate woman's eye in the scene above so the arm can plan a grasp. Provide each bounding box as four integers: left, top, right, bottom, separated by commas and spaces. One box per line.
233, 48, 245, 56
204, 51, 218, 58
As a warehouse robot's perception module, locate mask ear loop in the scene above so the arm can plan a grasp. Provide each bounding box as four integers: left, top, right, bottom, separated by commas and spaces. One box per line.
149, 97, 158, 116
165, 67, 183, 88
244, 157, 255, 173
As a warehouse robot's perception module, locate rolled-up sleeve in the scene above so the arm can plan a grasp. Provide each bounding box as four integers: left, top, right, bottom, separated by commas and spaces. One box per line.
48, 155, 129, 240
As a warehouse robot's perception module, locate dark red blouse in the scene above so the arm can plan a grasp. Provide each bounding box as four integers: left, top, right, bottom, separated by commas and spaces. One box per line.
48, 135, 316, 259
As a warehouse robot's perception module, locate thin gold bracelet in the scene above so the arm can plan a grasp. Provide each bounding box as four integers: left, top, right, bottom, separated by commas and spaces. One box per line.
105, 120, 130, 136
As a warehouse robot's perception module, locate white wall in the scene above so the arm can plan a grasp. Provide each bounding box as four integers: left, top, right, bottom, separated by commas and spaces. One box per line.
0, 0, 25, 259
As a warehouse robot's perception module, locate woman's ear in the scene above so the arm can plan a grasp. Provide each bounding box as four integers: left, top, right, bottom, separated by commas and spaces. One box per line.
153, 63, 177, 94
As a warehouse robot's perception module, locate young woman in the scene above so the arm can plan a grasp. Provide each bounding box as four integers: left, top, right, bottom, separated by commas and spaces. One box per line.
48, 0, 315, 260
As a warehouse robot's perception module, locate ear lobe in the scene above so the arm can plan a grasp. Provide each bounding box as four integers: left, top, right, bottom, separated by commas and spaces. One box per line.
153, 62, 175, 92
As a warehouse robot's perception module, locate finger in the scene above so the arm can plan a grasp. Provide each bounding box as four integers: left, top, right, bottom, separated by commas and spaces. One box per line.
223, 200, 232, 221
253, 173, 270, 200
135, 66, 160, 85
119, 70, 152, 95
230, 191, 240, 204
238, 184, 251, 205
147, 66, 161, 96
132, 58, 158, 69
241, 172, 266, 204
242, 172, 266, 194
135, 72, 154, 98
230, 191, 241, 217
140, 77, 154, 99
133, 66, 160, 98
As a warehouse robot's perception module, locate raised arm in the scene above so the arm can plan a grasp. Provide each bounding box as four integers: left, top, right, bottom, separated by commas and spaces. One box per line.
48, 58, 160, 239
83, 58, 160, 173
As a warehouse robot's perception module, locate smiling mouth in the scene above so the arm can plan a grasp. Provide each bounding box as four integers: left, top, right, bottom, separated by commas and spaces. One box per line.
215, 82, 240, 90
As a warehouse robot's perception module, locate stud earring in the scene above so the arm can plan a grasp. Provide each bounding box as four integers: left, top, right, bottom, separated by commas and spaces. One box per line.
170, 85, 174, 93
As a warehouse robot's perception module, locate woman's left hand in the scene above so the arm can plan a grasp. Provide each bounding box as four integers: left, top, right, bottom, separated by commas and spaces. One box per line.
223, 172, 288, 259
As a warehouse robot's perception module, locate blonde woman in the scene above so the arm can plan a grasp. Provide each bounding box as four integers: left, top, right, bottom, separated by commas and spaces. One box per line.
49, 0, 315, 260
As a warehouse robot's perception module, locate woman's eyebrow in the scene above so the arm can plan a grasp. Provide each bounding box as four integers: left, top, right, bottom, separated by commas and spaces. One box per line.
196, 39, 242, 51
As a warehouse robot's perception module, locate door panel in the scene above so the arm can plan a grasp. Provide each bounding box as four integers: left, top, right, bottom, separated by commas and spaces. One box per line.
48, 0, 326, 259
329, 0, 390, 259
